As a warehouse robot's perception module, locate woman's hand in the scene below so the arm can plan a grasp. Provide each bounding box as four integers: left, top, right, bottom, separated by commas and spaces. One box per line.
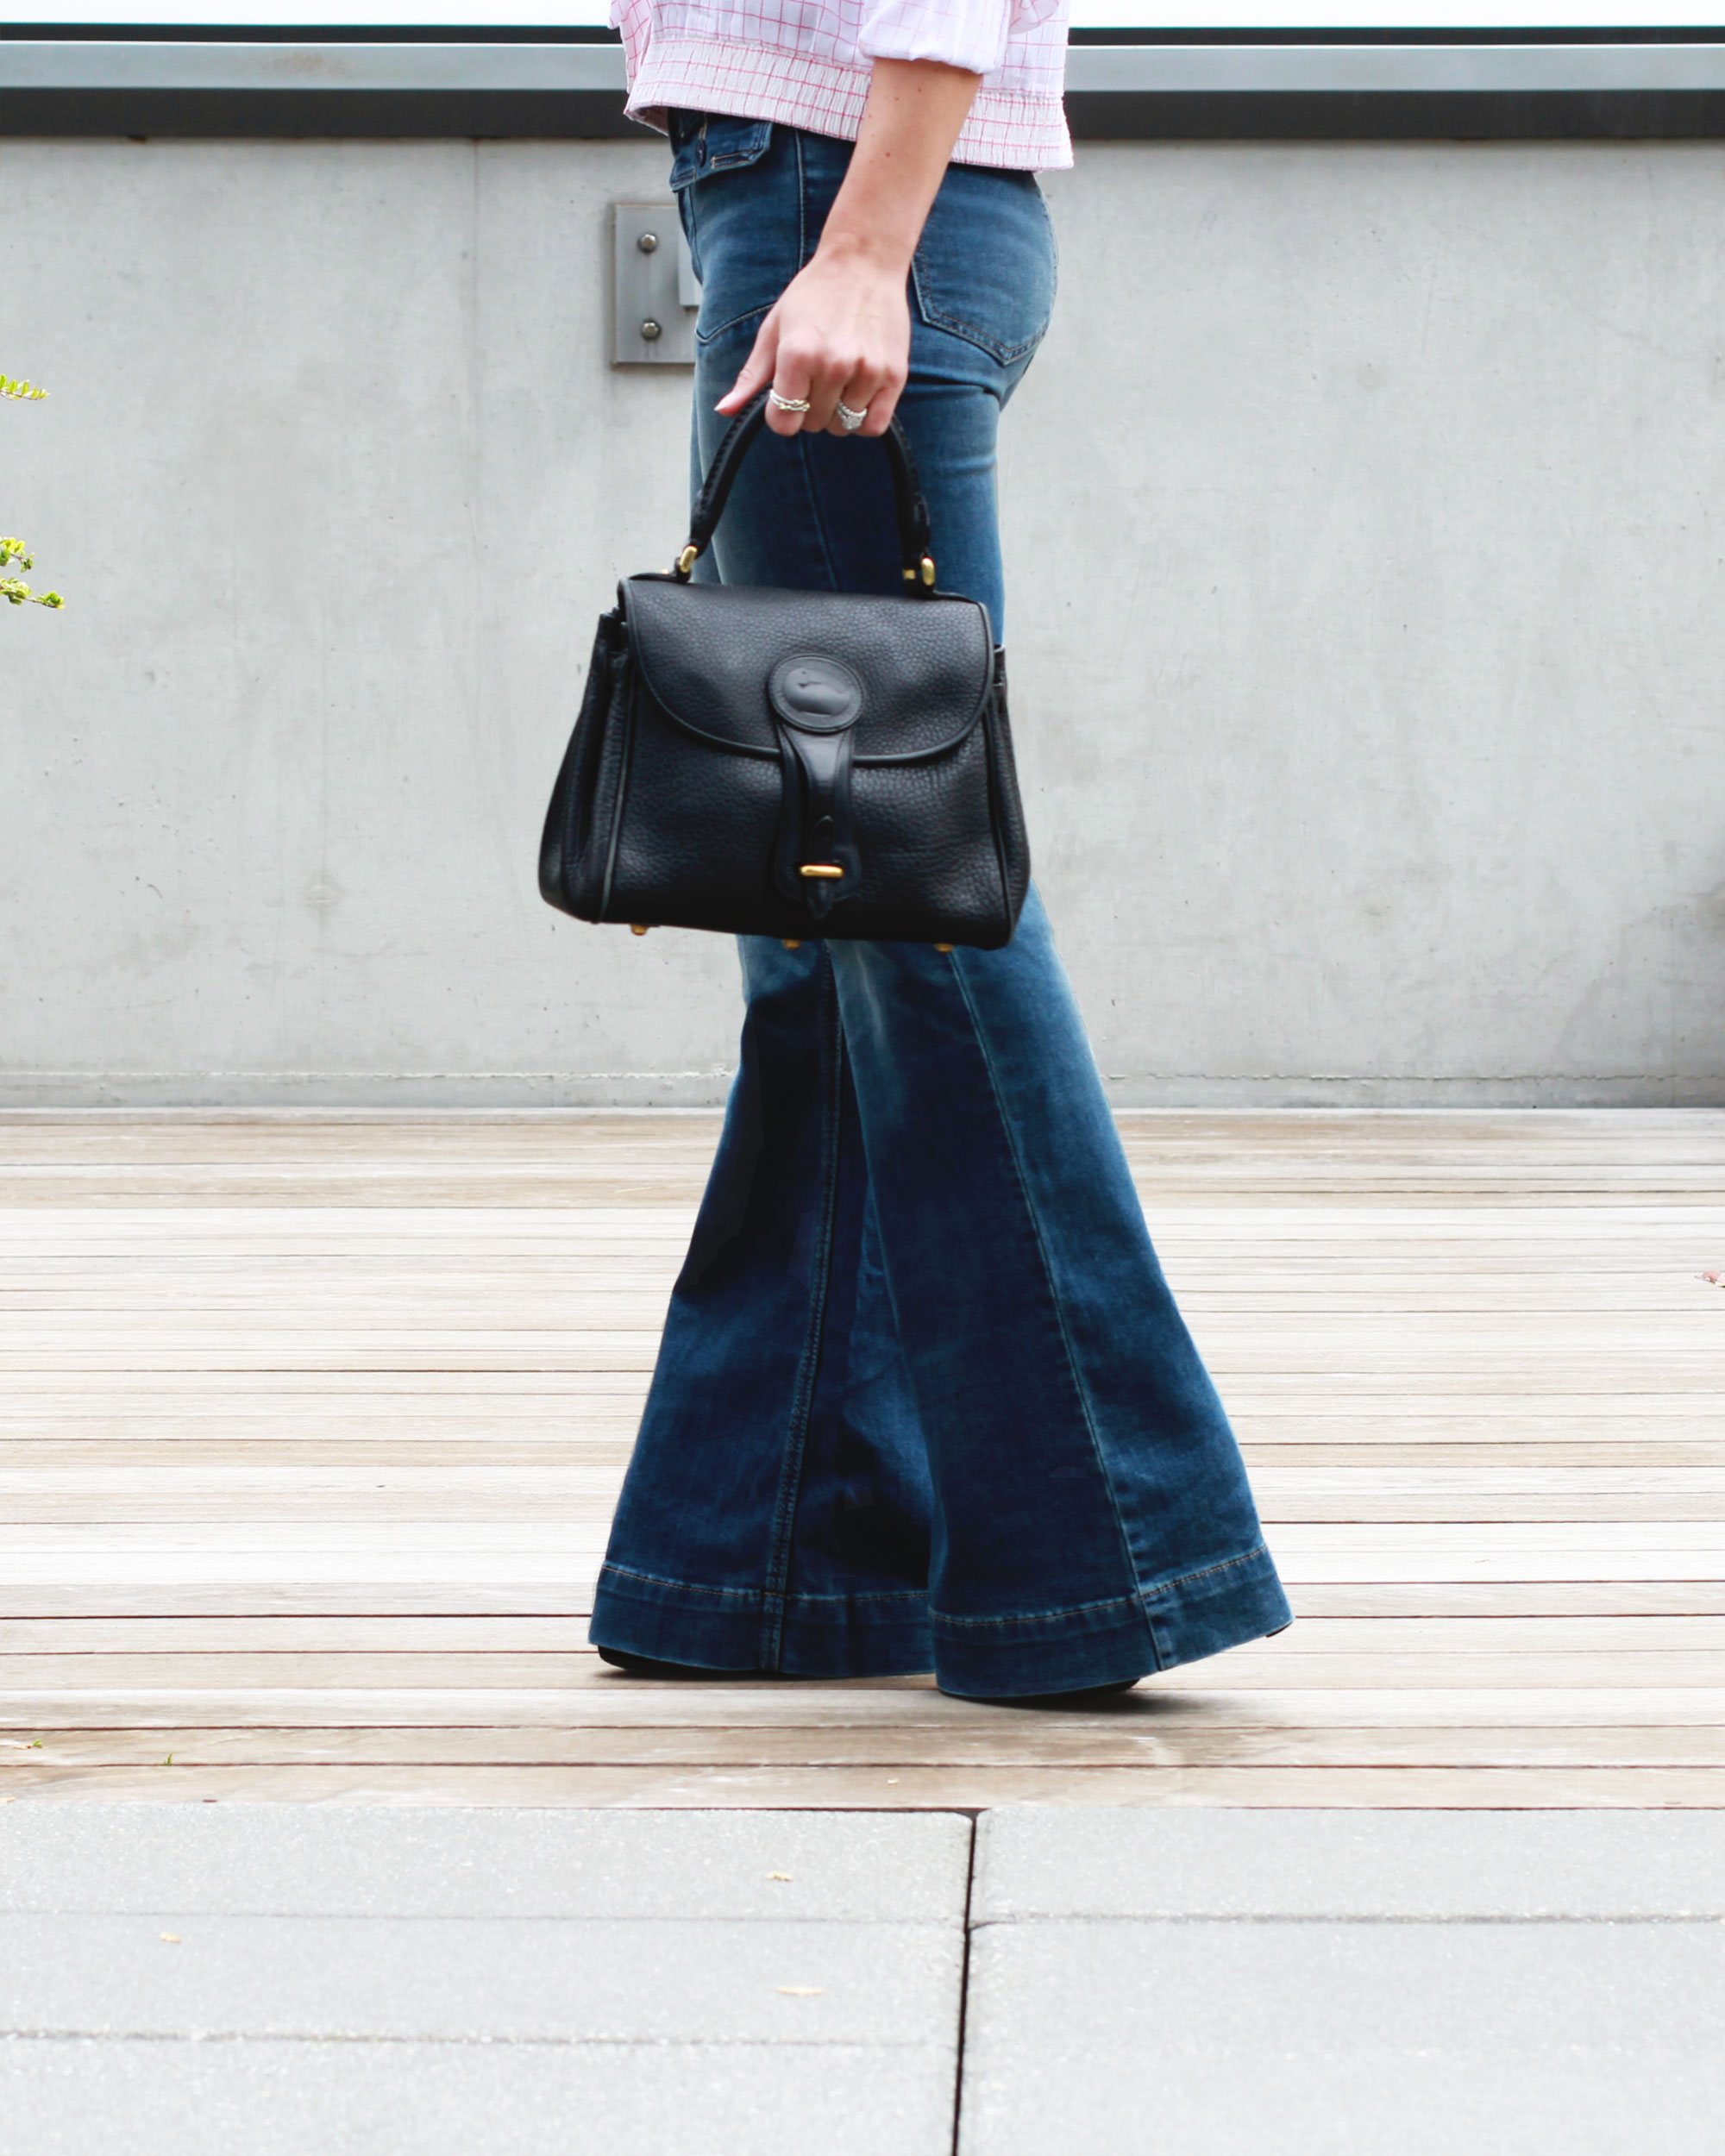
714, 57, 982, 442
715, 239, 910, 439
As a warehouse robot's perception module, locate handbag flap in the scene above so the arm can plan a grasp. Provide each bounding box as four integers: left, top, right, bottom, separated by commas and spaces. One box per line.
622, 575, 994, 764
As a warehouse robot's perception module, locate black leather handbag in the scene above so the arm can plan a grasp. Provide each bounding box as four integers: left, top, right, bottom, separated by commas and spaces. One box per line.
538, 389, 1030, 950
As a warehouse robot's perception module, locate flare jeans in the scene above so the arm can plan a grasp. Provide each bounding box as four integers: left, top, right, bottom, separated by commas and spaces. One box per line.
586, 113, 1291, 1695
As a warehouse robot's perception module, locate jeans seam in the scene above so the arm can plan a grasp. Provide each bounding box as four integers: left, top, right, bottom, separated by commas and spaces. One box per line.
931, 1545, 1274, 1631
794, 434, 844, 592
1140, 1542, 1273, 1598
675, 178, 699, 290
909, 277, 1045, 366
932, 1592, 1142, 1632
756, 950, 845, 1667
795, 123, 808, 273
782, 1589, 929, 1608
949, 956, 1157, 1654
599, 1562, 930, 1613
788, 130, 844, 593
696, 301, 771, 349
598, 1561, 760, 1605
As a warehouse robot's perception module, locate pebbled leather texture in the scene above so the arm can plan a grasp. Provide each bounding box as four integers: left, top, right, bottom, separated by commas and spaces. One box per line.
624, 579, 993, 761
538, 398, 1031, 950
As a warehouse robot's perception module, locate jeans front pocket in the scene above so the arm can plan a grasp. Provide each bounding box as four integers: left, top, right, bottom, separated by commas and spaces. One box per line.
911, 166, 1057, 367
675, 119, 801, 349
668, 111, 775, 194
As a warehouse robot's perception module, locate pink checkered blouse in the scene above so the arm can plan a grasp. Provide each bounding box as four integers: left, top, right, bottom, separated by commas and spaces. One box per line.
613, 0, 1073, 172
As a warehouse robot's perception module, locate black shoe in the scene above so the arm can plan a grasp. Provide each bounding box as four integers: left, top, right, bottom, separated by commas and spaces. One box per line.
944, 1677, 1144, 1708
596, 1647, 750, 1680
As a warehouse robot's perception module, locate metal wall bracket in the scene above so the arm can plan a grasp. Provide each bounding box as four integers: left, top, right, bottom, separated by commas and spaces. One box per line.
612, 203, 700, 367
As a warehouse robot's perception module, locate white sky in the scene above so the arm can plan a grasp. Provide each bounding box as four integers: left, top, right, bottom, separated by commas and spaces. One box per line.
3, 0, 1719, 31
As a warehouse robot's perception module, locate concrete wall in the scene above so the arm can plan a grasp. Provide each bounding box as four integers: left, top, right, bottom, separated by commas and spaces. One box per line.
3, 135, 1722, 1106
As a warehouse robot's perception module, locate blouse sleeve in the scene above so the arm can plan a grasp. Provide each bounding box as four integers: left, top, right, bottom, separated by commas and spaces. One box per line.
856, 0, 1020, 78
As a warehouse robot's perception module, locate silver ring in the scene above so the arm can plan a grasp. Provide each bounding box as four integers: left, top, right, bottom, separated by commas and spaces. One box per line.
768, 389, 812, 415
837, 401, 868, 434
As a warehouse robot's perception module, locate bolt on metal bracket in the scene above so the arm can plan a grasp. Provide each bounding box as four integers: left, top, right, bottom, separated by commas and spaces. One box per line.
612, 203, 700, 367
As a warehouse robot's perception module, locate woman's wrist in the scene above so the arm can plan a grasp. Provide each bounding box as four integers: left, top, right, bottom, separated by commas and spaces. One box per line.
812, 223, 919, 279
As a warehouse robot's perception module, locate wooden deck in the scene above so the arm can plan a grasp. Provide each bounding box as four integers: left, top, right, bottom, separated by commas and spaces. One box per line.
2, 1109, 1722, 1808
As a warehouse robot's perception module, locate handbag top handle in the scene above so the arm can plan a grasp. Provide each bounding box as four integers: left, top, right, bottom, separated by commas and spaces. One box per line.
672, 388, 938, 594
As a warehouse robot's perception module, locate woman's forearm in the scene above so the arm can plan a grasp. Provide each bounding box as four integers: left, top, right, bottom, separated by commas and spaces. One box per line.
716, 58, 982, 436
821, 59, 983, 273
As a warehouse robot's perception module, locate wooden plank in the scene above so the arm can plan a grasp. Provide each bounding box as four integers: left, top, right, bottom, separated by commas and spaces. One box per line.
16, 1581, 1719, 1622
0, 1587, 599, 1618
7, 1648, 1722, 1690
7, 1724, 1725, 1770
3, 1613, 1724, 1655
1287, 1583, 1725, 1617
0, 1617, 599, 1651
5, 1498, 1722, 1530
9, 1439, 1725, 1471
7, 1684, 1725, 1731
5, 1582, 1725, 1623
5, 1654, 1725, 1695
7, 1310, 1721, 1349
7, 1414, 1716, 1445
3, 1764, 1724, 1807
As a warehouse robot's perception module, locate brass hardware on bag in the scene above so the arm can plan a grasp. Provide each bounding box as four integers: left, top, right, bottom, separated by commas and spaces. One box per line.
920, 556, 936, 587
674, 543, 699, 579
782, 939, 802, 950
630, 924, 651, 936
799, 865, 844, 881
934, 943, 955, 954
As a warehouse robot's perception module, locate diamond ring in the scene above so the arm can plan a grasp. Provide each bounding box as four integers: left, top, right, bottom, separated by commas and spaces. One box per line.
836, 401, 868, 434
768, 389, 812, 415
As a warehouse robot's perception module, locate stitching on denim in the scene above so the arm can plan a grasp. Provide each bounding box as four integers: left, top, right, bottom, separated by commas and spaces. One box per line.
796, 430, 845, 592
795, 123, 808, 277
690, 131, 787, 348
756, 948, 844, 1666
910, 179, 1055, 366
602, 1550, 1275, 1630
949, 958, 1154, 1639
696, 301, 771, 350
787, 135, 845, 597
781, 1589, 927, 1608
675, 184, 701, 298
913, 290, 1044, 366
928, 1546, 1273, 1633
909, 242, 1049, 367
1140, 1543, 1273, 1598
599, 1563, 927, 1615
932, 1592, 1142, 1633
598, 1562, 760, 1605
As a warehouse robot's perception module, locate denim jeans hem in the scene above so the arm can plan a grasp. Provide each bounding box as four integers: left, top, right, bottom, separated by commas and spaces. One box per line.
590, 1563, 935, 1677
930, 1542, 1292, 1697
1140, 1542, 1295, 1676
591, 1542, 1291, 1689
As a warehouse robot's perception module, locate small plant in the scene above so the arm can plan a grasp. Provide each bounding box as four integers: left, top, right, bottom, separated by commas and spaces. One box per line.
3, 373, 62, 610
2, 536, 61, 609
